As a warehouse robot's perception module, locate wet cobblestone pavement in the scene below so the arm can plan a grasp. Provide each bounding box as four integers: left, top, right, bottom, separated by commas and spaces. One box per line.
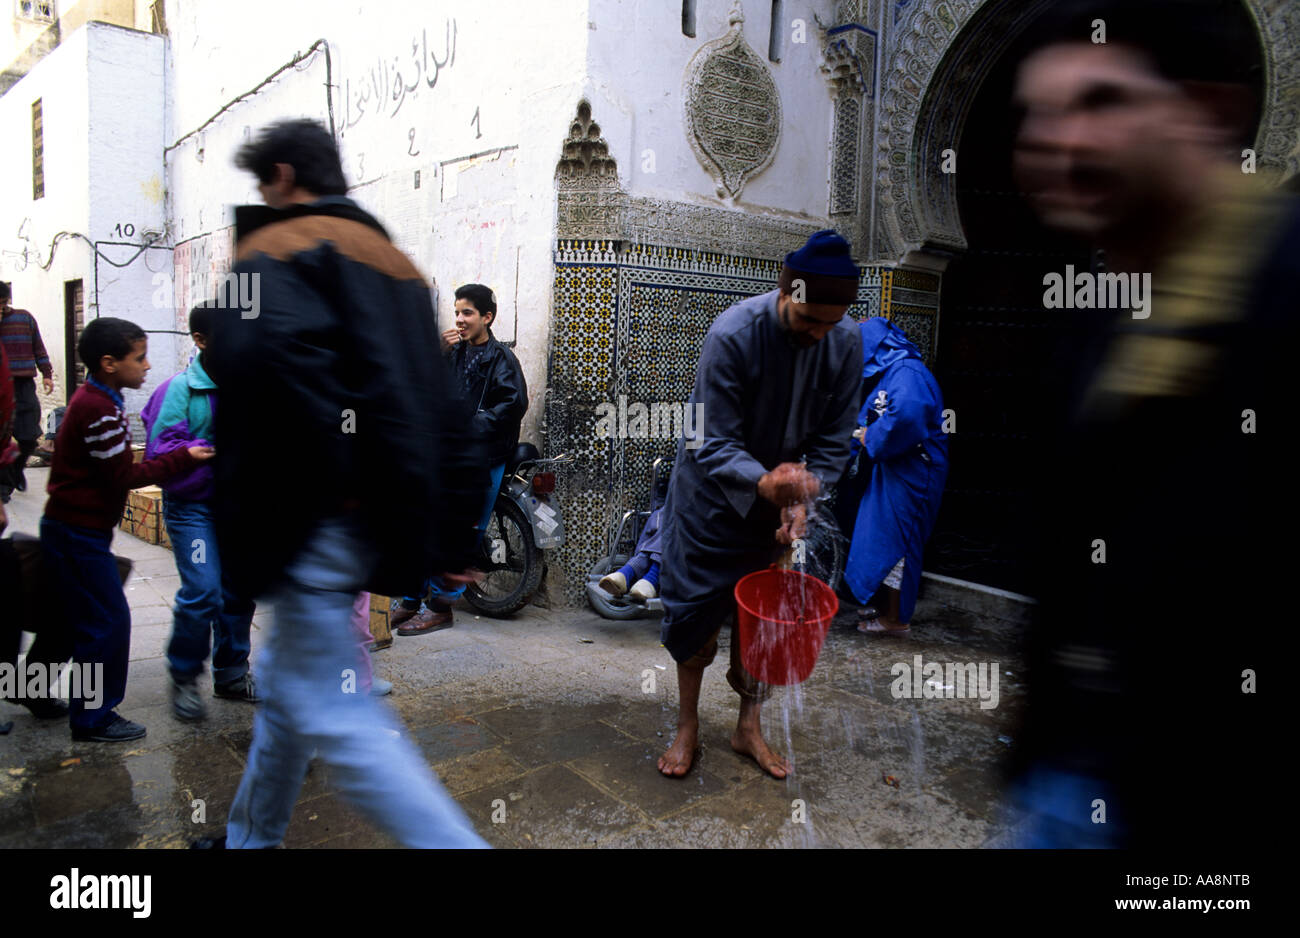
2, 469, 1028, 848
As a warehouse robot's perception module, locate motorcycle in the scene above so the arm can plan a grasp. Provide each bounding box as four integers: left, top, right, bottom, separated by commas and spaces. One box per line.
463, 443, 570, 617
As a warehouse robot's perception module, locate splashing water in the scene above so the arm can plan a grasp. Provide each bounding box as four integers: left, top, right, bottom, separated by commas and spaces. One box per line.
741, 499, 847, 847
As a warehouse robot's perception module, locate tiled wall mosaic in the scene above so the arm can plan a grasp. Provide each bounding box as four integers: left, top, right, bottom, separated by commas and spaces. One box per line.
544, 239, 936, 607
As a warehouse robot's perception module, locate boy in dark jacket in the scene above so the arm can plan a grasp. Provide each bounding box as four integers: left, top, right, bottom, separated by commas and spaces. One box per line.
393, 282, 527, 634
42, 317, 214, 741
141, 303, 257, 721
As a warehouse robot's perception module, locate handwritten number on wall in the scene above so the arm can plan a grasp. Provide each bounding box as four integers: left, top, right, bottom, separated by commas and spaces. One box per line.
471, 106, 482, 140
408, 128, 420, 156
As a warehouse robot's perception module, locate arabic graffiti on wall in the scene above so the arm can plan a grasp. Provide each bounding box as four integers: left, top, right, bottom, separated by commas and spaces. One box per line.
340, 20, 458, 134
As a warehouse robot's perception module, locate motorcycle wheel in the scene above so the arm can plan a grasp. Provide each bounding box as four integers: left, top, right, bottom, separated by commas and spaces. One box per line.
464, 496, 544, 618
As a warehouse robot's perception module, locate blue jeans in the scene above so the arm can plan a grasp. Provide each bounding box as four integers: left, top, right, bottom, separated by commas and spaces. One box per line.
226, 516, 489, 849
416, 462, 506, 605
162, 495, 255, 684
39, 517, 128, 730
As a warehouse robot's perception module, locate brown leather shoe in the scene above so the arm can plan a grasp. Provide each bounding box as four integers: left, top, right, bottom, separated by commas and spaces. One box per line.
397, 605, 453, 635
390, 603, 421, 631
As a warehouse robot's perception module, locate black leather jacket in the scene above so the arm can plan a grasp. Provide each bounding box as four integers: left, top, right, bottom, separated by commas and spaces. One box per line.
447, 331, 527, 465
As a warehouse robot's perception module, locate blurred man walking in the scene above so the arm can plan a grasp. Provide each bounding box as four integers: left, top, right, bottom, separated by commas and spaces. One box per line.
205, 119, 488, 849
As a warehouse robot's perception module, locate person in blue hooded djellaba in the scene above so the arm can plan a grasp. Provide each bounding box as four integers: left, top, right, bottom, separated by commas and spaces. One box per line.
843, 317, 948, 636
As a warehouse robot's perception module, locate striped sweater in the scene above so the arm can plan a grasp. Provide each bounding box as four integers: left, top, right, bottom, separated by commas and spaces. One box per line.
0, 307, 52, 379
44, 380, 197, 531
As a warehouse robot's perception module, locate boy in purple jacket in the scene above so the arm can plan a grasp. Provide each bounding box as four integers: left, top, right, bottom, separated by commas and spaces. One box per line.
142, 303, 258, 721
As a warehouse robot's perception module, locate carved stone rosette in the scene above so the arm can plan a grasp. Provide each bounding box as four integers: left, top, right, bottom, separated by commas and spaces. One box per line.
682, 5, 782, 201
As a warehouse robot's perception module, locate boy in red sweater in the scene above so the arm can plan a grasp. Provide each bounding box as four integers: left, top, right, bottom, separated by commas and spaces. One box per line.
42, 317, 214, 742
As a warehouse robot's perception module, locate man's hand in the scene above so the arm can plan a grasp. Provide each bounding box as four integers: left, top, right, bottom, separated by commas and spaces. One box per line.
42, 376, 54, 395
441, 328, 462, 352
852, 426, 866, 444
440, 569, 484, 586
188, 445, 216, 461
757, 462, 820, 506
0, 501, 7, 536
775, 503, 807, 545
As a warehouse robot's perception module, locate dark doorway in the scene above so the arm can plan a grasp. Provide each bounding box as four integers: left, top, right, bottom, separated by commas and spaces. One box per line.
64, 279, 84, 398
924, 0, 1265, 595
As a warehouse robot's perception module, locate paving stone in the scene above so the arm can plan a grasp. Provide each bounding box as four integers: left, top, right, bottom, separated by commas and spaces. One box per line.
475, 701, 621, 741
412, 717, 504, 763
567, 733, 733, 819
456, 764, 644, 848
501, 719, 631, 769
432, 747, 528, 796
283, 792, 380, 848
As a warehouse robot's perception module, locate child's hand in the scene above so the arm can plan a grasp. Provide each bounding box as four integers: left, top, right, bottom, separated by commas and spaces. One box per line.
188, 445, 216, 461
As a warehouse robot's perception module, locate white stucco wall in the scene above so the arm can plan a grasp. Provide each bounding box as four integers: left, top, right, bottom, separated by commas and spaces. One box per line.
160, 0, 592, 445
1, 23, 165, 432
0, 25, 90, 418
86, 24, 170, 423
585, 0, 836, 222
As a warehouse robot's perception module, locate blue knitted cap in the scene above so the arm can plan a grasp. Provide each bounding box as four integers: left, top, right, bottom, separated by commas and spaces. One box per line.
778, 229, 859, 305
784, 229, 859, 279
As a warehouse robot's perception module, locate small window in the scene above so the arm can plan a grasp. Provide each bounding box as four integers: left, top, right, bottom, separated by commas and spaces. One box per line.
682, 0, 696, 38
15, 0, 56, 23
32, 98, 44, 201
769, 1, 785, 62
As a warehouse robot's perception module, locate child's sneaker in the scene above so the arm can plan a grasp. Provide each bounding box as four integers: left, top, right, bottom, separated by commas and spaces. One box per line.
171, 677, 206, 721
214, 672, 261, 703
71, 714, 147, 743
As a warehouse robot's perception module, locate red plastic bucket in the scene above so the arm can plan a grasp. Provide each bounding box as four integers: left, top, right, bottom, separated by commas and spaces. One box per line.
734, 567, 839, 685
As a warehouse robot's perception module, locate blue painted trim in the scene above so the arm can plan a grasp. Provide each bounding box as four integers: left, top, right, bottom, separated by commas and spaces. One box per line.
827, 24, 876, 37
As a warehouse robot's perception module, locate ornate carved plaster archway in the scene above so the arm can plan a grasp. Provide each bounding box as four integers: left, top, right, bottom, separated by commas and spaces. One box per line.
874, 0, 1299, 263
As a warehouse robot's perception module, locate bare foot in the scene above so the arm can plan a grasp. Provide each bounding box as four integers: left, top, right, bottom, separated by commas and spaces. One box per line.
658, 721, 699, 777
730, 724, 790, 779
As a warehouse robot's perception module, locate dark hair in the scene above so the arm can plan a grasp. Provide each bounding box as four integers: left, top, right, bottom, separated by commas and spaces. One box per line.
188, 301, 217, 337
1020, 0, 1259, 87
78, 317, 147, 373
0, 282, 10, 301
234, 119, 348, 196
455, 283, 497, 323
